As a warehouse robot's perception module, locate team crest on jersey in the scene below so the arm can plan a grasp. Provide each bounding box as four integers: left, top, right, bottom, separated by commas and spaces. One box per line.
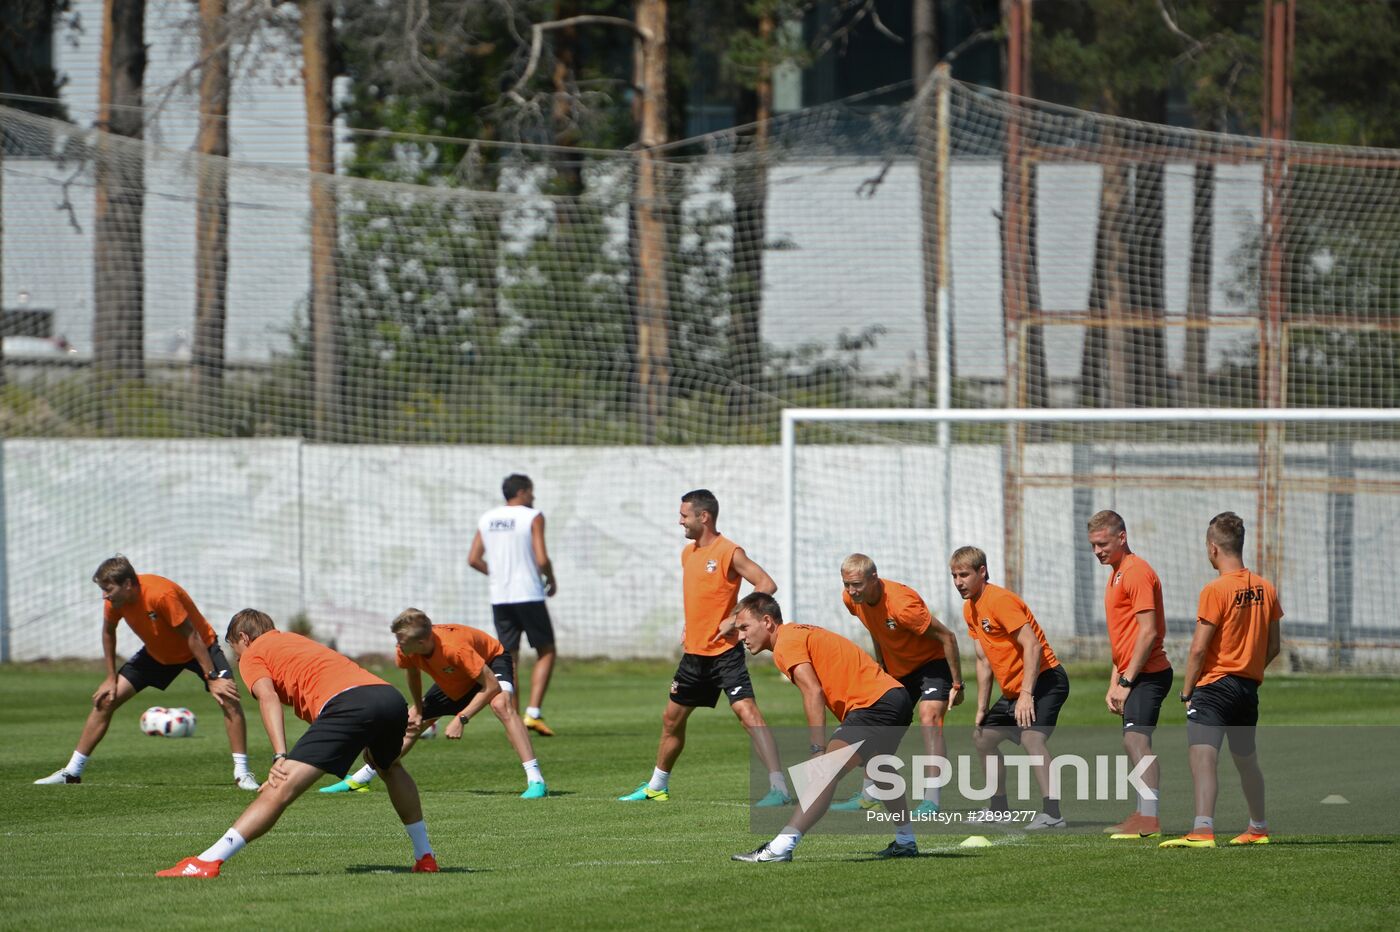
706, 559, 718, 573
1113, 572, 1122, 586
442, 666, 456, 674
147, 612, 159, 621
886, 619, 897, 630
980, 618, 993, 633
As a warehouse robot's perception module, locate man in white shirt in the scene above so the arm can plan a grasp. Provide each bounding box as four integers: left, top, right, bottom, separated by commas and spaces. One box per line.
468, 474, 559, 736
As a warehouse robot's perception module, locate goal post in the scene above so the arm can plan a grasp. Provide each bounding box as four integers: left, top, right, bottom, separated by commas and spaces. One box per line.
782, 407, 1400, 672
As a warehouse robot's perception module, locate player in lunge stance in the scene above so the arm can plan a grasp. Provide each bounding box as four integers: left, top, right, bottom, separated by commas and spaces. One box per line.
730, 593, 917, 862
157, 609, 438, 877
35, 555, 259, 790
1160, 512, 1282, 850
319, 609, 547, 798
618, 489, 790, 806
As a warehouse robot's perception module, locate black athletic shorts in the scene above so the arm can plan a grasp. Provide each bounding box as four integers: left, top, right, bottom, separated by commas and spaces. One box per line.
1186, 674, 1260, 754
118, 643, 235, 693
420, 654, 515, 719
830, 687, 915, 762
288, 684, 408, 777
492, 601, 555, 652
979, 665, 1071, 741
1122, 667, 1174, 733
668, 646, 755, 708
898, 658, 955, 705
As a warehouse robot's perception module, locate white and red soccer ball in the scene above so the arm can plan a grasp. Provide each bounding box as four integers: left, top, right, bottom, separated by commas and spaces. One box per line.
139, 706, 197, 738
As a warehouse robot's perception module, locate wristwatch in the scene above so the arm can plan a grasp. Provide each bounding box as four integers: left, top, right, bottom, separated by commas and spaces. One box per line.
206, 669, 232, 681
952, 681, 965, 690
1117, 675, 1134, 688
457, 713, 471, 726
272, 752, 289, 761
1179, 693, 1191, 703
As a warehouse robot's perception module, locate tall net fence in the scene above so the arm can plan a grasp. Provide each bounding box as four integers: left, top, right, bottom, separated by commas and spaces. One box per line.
3, 76, 1398, 661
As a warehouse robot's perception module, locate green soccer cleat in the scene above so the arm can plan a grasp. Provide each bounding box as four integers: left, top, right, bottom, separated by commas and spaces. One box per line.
830, 792, 881, 812
320, 778, 369, 794
911, 799, 940, 818
617, 783, 669, 802
521, 781, 549, 799
754, 788, 792, 808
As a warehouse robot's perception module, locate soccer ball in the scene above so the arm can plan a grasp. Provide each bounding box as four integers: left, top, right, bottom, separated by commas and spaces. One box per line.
139, 706, 197, 738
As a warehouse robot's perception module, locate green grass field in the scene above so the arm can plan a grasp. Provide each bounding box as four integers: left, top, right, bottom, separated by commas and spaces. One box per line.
2, 660, 1399, 931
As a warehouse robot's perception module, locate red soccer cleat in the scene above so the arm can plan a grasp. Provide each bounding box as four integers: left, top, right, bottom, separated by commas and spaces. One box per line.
1229, 830, 1271, 845
156, 856, 223, 878
412, 853, 439, 873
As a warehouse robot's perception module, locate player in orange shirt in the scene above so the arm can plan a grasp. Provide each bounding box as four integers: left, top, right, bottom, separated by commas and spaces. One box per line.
157, 609, 439, 877
832, 553, 963, 817
1161, 512, 1282, 850
729, 593, 918, 863
618, 489, 789, 806
951, 546, 1070, 830
1087, 510, 1173, 840
35, 555, 259, 790
319, 609, 547, 798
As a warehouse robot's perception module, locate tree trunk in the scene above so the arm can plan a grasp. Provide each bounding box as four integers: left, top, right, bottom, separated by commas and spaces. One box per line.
632, 0, 670, 442
93, 0, 146, 380
193, 0, 230, 412
302, 0, 341, 440
1126, 162, 1167, 404
915, 0, 943, 405
729, 9, 772, 416
1182, 162, 1214, 405
1081, 136, 1130, 408
551, 0, 582, 200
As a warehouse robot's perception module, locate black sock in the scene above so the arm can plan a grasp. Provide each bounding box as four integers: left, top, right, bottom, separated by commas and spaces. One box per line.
1042, 797, 1061, 820
991, 794, 1008, 813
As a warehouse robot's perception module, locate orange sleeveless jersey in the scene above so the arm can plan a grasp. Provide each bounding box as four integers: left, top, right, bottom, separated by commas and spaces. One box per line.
238, 630, 387, 723
843, 578, 943, 678
681, 535, 742, 656
963, 583, 1059, 698
103, 574, 216, 666
1196, 569, 1283, 686
1103, 554, 1170, 675
772, 623, 902, 722
396, 624, 502, 700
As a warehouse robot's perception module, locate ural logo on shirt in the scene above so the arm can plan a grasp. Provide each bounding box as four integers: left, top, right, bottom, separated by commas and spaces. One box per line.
1113, 572, 1122, 585
886, 619, 897, 630
1232, 586, 1267, 607
442, 666, 456, 674
980, 618, 993, 633
705, 560, 718, 573
489, 518, 516, 531
147, 612, 159, 621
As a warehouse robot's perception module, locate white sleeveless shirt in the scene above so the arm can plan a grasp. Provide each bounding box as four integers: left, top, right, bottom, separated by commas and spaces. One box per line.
478, 504, 546, 604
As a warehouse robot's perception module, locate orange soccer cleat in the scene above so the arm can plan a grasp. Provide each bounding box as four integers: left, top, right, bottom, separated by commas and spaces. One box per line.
1109, 814, 1161, 839
412, 853, 440, 873
156, 856, 223, 878
1229, 830, 1271, 846
1159, 832, 1216, 849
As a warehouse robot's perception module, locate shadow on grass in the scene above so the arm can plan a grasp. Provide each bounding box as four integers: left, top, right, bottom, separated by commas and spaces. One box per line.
345, 864, 482, 874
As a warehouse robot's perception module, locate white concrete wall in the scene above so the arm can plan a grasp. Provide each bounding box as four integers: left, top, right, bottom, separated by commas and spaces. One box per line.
6, 439, 1398, 661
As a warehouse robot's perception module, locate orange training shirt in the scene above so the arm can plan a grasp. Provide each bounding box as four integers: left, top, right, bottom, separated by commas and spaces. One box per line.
238, 630, 387, 723
681, 535, 742, 656
963, 583, 1059, 698
1196, 568, 1283, 686
396, 624, 500, 700
772, 623, 902, 721
1104, 554, 1170, 676
843, 579, 944, 678
104, 574, 216, 666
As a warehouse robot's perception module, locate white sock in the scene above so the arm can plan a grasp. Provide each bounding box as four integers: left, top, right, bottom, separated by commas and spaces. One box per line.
647, 767, 670, 792
769, 827, 802, 855
199, 828, 247, 863
523, 759, 544, 784
1249, 819, 1268, 832
232, 753, 252, 777
526, 706, 542, 719
66, 751, 89, 776
1193, 816, 1214, 832
1139, 790, 1159, 818
918, 785, 942, 807
351, 764, 378, 785
768, 771, 789, 794
405, 820, 432, 859
859, 776, 878, 801
895, 818, 916, 846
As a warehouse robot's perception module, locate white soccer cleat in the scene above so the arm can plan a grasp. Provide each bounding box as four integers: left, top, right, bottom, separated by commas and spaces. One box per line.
34, 769, 81, 785
235, 772, 261, 791
1024, 812, 1068, 831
